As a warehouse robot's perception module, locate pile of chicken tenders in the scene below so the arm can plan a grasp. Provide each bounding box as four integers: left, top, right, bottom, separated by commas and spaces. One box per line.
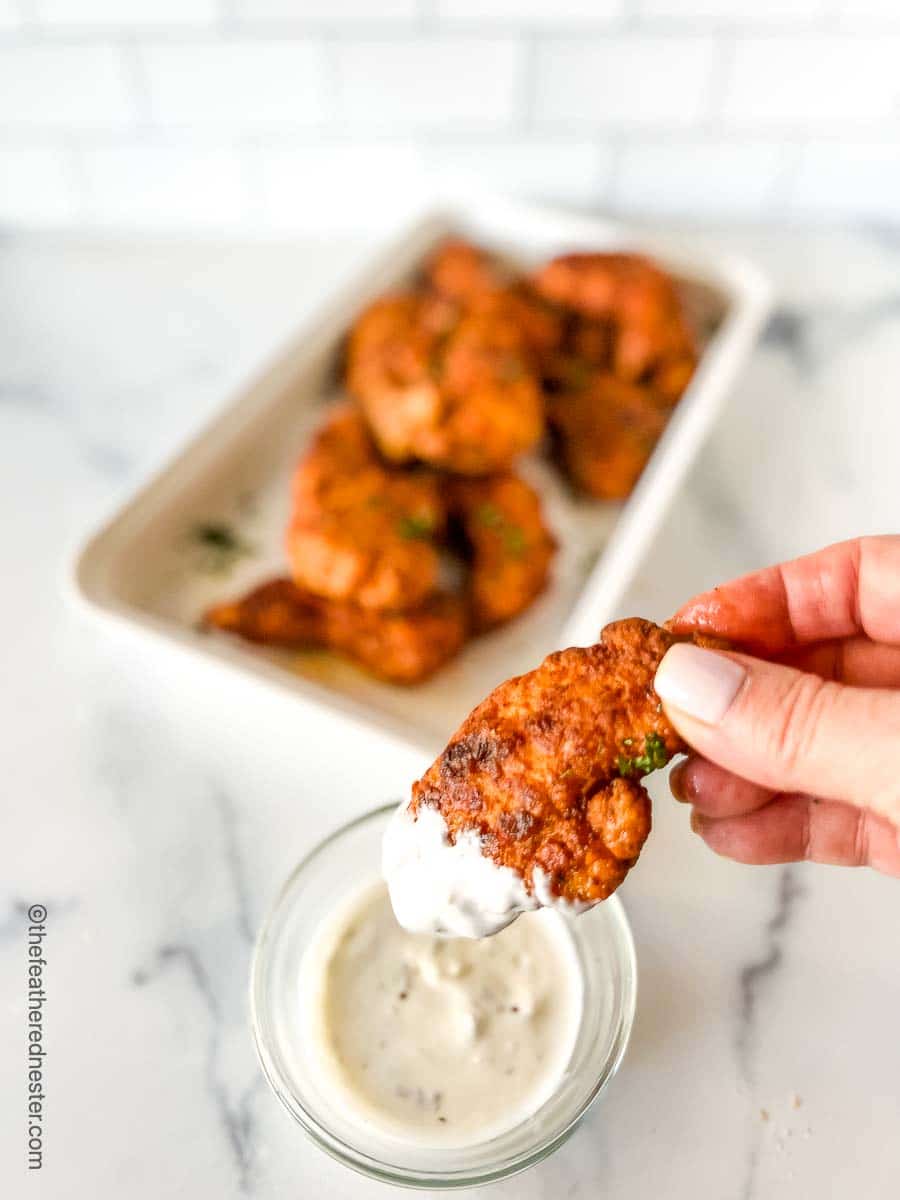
205, 239, 699, 683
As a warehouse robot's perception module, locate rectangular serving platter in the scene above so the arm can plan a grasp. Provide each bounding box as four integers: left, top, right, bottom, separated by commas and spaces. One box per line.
72, 196, 771, 755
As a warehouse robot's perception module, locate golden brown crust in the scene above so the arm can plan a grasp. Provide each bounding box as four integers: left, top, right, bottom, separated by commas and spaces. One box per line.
204, 578, 468, 685
449, 473, 556, 631
423, 238, 511, 302
345, 289, 545, 476
533, 251, 698, 404
410, 618, 722, 905
286, 405, 444, 611
547, 372, 670, 500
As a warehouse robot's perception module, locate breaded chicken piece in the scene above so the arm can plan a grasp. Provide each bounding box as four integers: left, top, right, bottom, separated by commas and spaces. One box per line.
344, 292, 457, 402
424, 238, 564, 362
533, 252, 697, 401
541, 312, 613, 393
408, 619, 716, 908
346, 294, 544, 475
449, 474, 556, 631
286, 405, 444, 611
204, 578, 468, 685
424, 238, 511, 302
547, 372, 669, 500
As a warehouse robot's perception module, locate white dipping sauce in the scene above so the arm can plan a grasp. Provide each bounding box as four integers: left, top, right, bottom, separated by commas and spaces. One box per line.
383, 800, 590, 939
301, 880, 583, 1147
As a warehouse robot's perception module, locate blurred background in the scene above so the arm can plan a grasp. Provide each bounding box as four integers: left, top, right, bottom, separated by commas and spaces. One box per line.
1, 0, 899, 235
4, 7, 900, 1200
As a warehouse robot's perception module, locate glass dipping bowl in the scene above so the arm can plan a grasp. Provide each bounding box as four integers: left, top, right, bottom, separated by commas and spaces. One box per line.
250, 804, 637, 1189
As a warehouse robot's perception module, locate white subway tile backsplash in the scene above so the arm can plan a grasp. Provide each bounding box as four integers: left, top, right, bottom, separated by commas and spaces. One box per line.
614, 139, 787, 217
0, 9, 898, 230
334, 39, 521, 130
254, 143, 427, 231
0, 148, 79, 225
79, 144, 247, 228
722, 36, 900, 126
437, 1, 623, 26
0, 46, 136, 129
790, 142, 900, 221
142, 41, 328, 130
420, 138, 609, 204
534, 37, 716, 128
233, 0, 416, 21
636, 0, 824, 24
34, 0, 217, 27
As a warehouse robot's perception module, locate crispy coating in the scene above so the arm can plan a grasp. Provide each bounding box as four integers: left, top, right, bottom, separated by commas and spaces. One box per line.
449, 474, 556, 631
411, 619, 724, 906
204, 578, 468, 685
344, 292, 456, 400
533, 252, 698, 401
548, 373, 669, 500
286, 405, 444, 611
424, 238, 511, 302
346, 291, 544, 475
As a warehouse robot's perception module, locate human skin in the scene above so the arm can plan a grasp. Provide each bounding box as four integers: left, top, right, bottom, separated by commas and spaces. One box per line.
655, 536, 900, 877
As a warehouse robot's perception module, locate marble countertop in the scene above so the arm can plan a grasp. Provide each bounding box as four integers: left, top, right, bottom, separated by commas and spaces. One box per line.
2, 226, 899, 1200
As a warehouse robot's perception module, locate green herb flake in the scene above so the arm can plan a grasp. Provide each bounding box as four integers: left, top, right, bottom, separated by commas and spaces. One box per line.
476, 503, 504, 530
396, 513, 435, 541
476, 503, 527, 557
194, 522, 241, 552
502, 525, 526, 556
564, 359, 594, 390
189, 521, 253, 575
617, 732, 670, 778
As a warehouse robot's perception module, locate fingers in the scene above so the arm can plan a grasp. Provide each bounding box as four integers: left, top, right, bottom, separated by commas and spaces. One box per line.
655, 643, 900, 827
692, 796, 900, 877
668, 535, 900, 653
670, 755, 775, 818
777, 637, 900, 687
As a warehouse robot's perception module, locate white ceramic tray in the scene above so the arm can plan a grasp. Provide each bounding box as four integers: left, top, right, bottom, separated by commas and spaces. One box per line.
72, 197, 771, 754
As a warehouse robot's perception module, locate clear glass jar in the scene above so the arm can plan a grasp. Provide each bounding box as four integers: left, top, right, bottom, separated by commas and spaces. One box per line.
250, 804, 637, 1189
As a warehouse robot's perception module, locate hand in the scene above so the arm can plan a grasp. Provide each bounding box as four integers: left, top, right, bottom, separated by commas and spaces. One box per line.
654, 536, 900, 877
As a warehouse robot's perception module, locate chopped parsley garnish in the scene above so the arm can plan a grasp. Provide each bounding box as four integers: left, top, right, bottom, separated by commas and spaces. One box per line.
503, 525, 526, 555
477, 503, 503, 529
396, 513, 435, 540
617, 732, 669, 777
476, 503, 527, 557
194, 522, 240, 552
189, 521, 253, 574
561, 359, 594, 390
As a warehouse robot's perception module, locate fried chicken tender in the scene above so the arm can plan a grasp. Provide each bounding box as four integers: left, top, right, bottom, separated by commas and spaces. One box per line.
286, 405, 444, 611
449, 474, 556, 631
547, 373, 669, 500
410, 619, 724, 908
346, 293, 544, 475
533, 252, 698, 402
204, 578, 467, 685
424, 238, 511, 302
424, 239, 564, 362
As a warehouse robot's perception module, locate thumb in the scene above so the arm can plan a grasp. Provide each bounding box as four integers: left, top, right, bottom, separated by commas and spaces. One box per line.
654, 643, 900, 828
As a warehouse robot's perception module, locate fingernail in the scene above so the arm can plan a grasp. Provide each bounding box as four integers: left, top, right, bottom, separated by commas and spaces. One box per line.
668, 759, 689, 802
655, 643, 746, 726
